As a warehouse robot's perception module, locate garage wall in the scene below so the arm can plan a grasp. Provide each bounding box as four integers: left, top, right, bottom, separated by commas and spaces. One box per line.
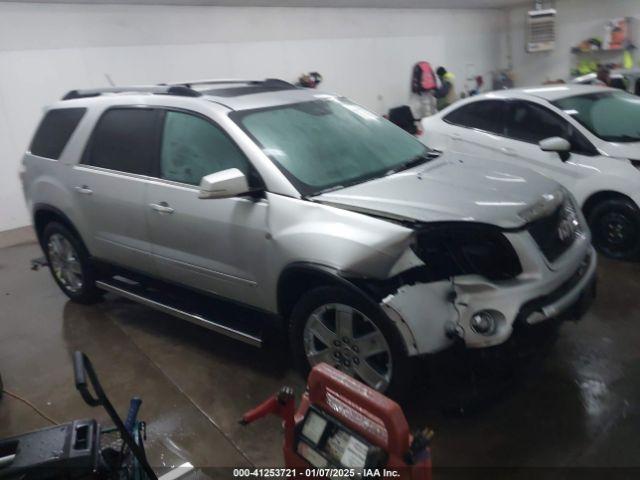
506, 0, 640, 86
0, 2, 505, 232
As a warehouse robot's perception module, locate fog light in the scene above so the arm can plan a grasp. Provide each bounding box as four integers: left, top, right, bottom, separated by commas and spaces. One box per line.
470, 311, 499, 336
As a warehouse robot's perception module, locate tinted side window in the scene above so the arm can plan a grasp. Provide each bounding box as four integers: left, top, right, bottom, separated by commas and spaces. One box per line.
506, 101, 597, 155
160, 111, 250, 185
30, 108, 86, 159
444, 100, 505, 134
506, 101, 567, 143
85, 108, 159, 175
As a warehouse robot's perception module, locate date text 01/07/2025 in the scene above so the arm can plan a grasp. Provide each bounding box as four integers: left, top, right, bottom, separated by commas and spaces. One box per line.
232, 468, 401, 477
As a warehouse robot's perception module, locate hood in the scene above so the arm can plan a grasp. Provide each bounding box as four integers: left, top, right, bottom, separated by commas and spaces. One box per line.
313, 152, 561, 229
596, 140, 640, 160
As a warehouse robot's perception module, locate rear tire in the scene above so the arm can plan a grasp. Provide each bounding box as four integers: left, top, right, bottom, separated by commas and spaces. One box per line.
42, 222, 103, 304
587, 198, 640, 260
289, 285, 412, 399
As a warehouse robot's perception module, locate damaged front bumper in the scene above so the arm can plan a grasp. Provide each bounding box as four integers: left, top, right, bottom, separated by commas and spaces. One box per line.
379, 247, 597, 356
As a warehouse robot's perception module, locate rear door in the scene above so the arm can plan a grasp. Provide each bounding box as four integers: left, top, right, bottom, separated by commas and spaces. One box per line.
438, 100, 509, 158
145, 109, 269, 304
70, 107, 161, 273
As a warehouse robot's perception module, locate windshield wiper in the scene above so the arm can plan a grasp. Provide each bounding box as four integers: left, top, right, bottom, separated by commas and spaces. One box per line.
602, 134, 640, 142
385, 151, 438, 176
306, 150, 439, 199
309, 184, 346, 196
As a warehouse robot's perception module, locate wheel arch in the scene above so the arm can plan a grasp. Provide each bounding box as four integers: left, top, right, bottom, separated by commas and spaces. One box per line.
276, 262, 375, 321
582, 190, 638, 220
277, 262, 419, 357
33, 204, 86, 251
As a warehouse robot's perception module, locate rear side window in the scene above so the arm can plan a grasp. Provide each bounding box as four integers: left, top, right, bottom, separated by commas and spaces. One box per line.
444, 100, 506, 134
30, 108, 86, 159
84, 108, 159, 175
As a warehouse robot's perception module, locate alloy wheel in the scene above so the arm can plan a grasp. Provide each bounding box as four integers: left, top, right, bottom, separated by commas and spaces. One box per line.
47, 233, 84, 293
596, 211, 638, 258
303, 303, 392, 391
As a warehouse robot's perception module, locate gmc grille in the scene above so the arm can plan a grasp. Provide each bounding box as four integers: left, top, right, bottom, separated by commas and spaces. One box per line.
413, 224, 522, 281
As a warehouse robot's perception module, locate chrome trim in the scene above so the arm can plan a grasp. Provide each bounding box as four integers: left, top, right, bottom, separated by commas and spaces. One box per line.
150, 252, 257, 286
96, 280, 262, 347
149, 202, 175, 214
73, 164, 161, 183
73, 163, 258, 193
74, 185, 93, 195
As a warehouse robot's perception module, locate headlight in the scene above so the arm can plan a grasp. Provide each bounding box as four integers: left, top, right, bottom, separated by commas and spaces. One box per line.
527, 187, 583, 262
558, 186, 583, 236
412, 223, 522, 281
518, 188, 564, 223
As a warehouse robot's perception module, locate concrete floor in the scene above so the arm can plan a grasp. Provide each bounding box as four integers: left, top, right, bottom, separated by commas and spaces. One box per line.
1, 240, 639, 478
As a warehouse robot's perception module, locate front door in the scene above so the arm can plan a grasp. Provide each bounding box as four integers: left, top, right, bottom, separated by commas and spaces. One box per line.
498, 100, 598, 192
145, 109, 269, 305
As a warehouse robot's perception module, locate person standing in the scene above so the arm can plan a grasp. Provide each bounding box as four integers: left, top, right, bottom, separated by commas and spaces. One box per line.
434, 66, 458, 110
410, 61, 438, 118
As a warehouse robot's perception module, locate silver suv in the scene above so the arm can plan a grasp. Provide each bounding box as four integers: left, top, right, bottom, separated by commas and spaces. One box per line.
21, 79, 597, 395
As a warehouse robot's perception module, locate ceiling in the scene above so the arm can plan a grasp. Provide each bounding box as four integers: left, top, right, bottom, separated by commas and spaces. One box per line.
6, 0, 530, 9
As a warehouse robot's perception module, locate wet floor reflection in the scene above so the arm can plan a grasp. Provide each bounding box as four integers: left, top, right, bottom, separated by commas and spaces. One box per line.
2, 242, 640, 473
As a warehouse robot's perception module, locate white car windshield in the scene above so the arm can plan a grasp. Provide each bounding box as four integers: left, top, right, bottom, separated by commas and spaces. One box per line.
233, 98, 430, 196
554, 90, 640, 143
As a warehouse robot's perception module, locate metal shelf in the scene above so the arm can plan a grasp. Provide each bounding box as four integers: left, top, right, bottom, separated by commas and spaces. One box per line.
571, 45, 636, 54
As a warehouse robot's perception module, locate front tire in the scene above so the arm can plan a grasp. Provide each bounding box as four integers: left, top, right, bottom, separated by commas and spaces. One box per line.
587, 198, 640, 260
289, 285, 411, 398
42, 222, 103, 304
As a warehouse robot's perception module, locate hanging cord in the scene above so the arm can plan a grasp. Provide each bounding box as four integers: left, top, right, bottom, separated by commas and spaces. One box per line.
2, 389, 59, 426
448, 276, 465, 333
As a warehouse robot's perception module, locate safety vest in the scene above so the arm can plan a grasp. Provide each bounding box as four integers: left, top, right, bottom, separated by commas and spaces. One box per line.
443, 72, 458, 106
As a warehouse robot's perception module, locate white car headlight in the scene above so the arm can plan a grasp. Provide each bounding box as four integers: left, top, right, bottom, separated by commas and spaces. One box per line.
558, 187, 583, 240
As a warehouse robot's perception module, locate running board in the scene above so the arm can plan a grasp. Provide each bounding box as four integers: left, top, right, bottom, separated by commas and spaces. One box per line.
96, 279, 262, 347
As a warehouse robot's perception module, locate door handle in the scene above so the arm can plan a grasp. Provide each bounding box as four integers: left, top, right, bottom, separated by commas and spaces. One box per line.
501, 147, 516, 156
74, 185, 93, 195
149, 202, 175, 214
450, 133, 462, 141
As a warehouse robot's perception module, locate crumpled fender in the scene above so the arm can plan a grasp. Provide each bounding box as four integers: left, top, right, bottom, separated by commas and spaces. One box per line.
267, 194, 415, 279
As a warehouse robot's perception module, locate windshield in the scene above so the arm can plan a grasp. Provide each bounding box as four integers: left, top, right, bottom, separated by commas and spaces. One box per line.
232, 98, 430, 196
553, 90, 640, 143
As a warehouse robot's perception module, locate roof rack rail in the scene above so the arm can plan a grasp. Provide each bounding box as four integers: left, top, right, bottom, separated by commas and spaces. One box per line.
61, 85, 201, 101
169, 78, 295, 89
167, 79, 260, 87
261, 78, 296, 88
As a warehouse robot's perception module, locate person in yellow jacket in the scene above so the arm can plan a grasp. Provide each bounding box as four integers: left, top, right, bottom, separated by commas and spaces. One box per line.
434, 66, 458, 110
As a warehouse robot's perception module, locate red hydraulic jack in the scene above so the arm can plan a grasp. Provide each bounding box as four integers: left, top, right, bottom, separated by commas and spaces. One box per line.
241, 363, 433, 479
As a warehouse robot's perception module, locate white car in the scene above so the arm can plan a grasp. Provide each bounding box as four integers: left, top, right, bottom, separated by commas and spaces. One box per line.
421, 85, 640, 260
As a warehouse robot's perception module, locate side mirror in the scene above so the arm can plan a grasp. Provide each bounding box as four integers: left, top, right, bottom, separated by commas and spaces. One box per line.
198, 168, 250, 199
539, 137, 571, 161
